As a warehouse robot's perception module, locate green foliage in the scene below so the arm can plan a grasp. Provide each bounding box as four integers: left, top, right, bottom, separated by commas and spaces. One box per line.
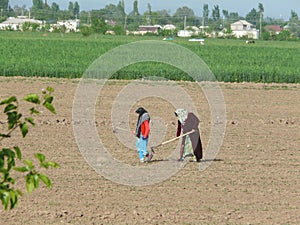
80, 25, 92, 37
276, 30, 291, 41
0, 87, 59, 210
0, 32, 299, 83
91, 17, 108, 34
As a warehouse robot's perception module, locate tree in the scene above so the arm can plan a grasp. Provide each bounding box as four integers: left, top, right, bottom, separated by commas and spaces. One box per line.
151, 10, 171, 25
51, 2, 59, 12
290, 10, 299, 21
258, 3, 264, 39
117, 0, 125, 18
74, 1, 80, 18
211, 5, 222, 30
133, 0, 139, 16
246, 8, 258, 25
212, 5, 220, 21
202, 4, 209, 28
0, 87, 59, 210
0, 0, 9, 11
173, 6, 195, 27
228, 12, 240, 23
127, 0, 141, 30
144, 3, 151, 25
68, 1, 74, 18
288, 10, 300, 38
91, 15, 107, 34
32, 0, 43, 10
222, 9, 229, 29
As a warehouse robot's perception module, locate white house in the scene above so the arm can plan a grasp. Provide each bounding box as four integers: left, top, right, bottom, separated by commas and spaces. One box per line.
231, 20, 259, 39
163, 24, 176, 30
137, 25, 162, 35
177, 30, 193, 37
0, 16, 43, 31
55, 19, 80, 32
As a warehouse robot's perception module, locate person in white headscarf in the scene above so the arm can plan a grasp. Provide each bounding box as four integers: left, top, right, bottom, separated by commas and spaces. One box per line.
175, 109, 203, 162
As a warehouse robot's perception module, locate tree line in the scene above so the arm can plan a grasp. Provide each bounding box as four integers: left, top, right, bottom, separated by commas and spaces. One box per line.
0, 0, 299, 38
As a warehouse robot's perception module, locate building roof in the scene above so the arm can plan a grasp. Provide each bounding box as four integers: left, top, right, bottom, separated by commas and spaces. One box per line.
163, 24, 176, 30
231, 20, 253, 26
1, 16, 43, 25
264, 25, 282, 32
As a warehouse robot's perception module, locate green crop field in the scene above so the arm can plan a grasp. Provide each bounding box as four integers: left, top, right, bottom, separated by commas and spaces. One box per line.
0, 31, 299, 83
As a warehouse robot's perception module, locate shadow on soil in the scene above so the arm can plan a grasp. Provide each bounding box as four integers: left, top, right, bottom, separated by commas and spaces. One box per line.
148, 158, 223, 163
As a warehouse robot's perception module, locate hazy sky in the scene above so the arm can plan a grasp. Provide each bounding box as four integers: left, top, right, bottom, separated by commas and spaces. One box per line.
9, 0, 299, 20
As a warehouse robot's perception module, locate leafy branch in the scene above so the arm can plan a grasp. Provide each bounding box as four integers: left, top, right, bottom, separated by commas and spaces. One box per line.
0, 86, 59, 210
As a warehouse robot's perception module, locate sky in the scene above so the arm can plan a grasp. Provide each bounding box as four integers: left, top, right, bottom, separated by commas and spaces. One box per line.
8, 0, 299, 20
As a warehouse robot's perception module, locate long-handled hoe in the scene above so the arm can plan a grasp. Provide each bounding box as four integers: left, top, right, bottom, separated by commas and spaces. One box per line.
150, 129, 195, 153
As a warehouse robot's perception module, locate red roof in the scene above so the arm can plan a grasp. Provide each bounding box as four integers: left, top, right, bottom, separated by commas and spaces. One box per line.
264, 25, 282, 32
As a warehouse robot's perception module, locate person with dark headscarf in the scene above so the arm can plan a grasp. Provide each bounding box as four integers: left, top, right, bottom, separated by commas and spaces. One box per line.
134, 107, 153, 163
175, 109, 203, 162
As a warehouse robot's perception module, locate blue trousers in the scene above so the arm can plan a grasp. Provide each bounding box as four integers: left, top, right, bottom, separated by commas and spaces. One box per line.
136, 136, 149, 161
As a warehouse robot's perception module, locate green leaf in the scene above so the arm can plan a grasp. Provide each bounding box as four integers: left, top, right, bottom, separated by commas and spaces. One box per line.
0, 158, 4, 168
43, 102, 56, 114
7, 111, 18, 129
30, 107, 40, 115
33, 174, 39, 188
43, 94, 53, 104
16, 190, 23, 197
34, 153, 45, 164
13, 146, 22, 160
9, 190, 18, 209
38, 174, 52, 188
25, 174, 35, 193
19, 122, 28, 138
23, 159, 34, 170
45, 161, 60, 169
23, 94, 40, 104
2, 191, 9, 210
46, 86, 54, 93
2, 148, 16, 170
4, 104, 17, 113
25, 117, 35, 126
13, 166, 30, 172
0, 96, 16, 105
7, 176, 15, 184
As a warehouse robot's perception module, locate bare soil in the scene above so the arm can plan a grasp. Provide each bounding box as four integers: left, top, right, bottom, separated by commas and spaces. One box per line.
0, 77, 299, 225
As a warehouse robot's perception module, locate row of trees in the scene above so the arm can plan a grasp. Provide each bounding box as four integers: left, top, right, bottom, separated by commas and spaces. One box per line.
0, 0, 299, 38
0, 0, 80, 21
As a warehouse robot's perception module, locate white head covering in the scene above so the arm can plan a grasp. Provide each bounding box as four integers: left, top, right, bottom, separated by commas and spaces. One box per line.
175, 108, 188, 125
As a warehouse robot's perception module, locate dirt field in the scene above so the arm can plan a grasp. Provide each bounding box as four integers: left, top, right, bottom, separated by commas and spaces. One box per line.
0, 77, 299, 225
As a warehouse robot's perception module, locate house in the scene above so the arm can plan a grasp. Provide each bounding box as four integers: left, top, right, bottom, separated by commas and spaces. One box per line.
230, 20, 259, 39
177, 30, 193, 37
163, 24, 176, 30
186, 26, 200, 35
0, 16, 43, 31
177, 26, 201, 37
138, 25, 161, 35
264, 25, 282, 34
56, 19, 80, 32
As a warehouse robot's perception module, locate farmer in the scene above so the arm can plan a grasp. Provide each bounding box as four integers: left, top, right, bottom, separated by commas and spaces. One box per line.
175, 109, 203, 162
134, 107, 153, 163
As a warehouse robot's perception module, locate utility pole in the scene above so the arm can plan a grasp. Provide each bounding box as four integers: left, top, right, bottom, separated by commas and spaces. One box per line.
184, 16, 186, 30
88, 12, 91, 26
124, 14, 127, 31
259, 11, 262, 39
202, 11, 204, 33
